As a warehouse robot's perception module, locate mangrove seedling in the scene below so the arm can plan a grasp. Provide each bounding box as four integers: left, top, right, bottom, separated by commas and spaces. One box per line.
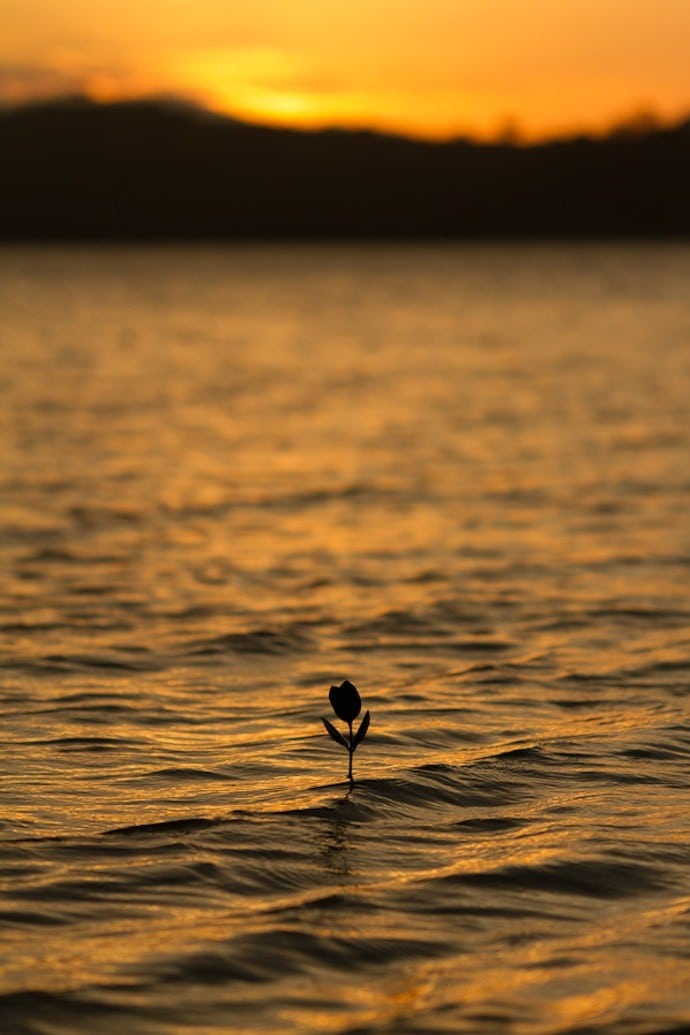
322, 679, 370, 786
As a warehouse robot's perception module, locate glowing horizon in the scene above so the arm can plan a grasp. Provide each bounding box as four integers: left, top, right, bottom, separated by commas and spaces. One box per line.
2, 0, 689, 142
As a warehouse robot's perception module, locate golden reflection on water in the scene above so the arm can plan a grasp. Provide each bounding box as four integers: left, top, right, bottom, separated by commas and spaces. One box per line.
2, 245, 690, 1032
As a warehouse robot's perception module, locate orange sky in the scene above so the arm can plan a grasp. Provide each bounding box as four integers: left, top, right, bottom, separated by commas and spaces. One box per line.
2, 0, 689, 139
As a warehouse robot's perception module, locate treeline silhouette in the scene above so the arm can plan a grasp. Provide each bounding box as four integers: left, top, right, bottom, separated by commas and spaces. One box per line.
1, 97, 689, 239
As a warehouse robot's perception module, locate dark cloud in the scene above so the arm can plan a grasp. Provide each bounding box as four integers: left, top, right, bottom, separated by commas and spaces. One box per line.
0, 65, 88, 103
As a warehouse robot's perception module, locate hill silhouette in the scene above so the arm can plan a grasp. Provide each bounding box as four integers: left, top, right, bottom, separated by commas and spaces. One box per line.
1, 97, 689, 239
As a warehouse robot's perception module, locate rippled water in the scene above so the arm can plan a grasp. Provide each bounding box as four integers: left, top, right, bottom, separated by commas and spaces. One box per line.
2, 243, 690, 1034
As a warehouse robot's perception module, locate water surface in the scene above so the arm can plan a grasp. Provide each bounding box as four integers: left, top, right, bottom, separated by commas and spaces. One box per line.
2, 243, 690, 1033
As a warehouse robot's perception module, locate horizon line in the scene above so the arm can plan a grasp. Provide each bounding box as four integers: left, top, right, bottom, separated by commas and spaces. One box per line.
2, 91, 689, 148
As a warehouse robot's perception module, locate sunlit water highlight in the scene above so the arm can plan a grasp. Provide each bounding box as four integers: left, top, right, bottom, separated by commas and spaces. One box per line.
1, 243, 690, 1034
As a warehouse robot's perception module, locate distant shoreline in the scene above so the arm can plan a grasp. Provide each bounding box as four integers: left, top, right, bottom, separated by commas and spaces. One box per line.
2, 98, 689, 240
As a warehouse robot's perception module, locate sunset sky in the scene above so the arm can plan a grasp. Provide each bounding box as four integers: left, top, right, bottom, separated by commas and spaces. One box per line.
2, 0, 689, 140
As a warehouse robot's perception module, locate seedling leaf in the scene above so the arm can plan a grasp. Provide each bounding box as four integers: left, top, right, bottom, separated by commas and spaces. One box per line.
322, 717, 349, 749
353, 710, 370, 750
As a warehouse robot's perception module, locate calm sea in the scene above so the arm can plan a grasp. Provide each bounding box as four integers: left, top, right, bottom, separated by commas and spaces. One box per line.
1, 243, 690, 1034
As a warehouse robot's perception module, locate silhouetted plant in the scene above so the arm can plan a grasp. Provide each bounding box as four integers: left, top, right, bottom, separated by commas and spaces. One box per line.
322, 680, 370, 786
